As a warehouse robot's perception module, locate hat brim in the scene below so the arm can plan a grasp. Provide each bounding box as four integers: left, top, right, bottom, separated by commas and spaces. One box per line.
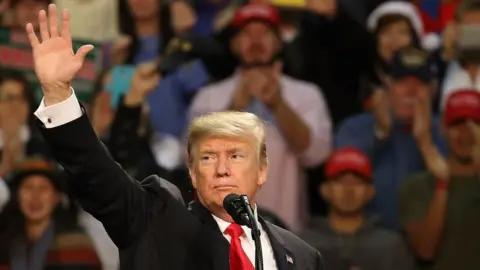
8, 169, 63, 192
326, 170, 372, 182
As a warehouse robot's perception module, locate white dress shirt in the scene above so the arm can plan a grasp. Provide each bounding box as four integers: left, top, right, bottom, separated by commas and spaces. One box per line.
212, 209, 278, 270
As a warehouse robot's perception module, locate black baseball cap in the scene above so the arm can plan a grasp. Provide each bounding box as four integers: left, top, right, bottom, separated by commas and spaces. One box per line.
159, 34, 227, 75
389, 46, 436, 83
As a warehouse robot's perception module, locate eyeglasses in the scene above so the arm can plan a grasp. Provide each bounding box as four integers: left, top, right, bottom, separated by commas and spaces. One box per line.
0, 92, 25, 103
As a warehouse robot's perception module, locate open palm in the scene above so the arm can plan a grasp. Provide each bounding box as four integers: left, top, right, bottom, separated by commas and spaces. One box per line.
26, 4, 93, 91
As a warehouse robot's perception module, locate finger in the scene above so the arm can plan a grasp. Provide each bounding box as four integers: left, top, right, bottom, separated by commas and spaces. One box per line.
48, 4, 59, 38
113, 35, 131, 50
26, 23, 40, 48
74, 44, 94, 62
143, 61, 159, 75
38, 9, 49, 41
60, 9, 71, 41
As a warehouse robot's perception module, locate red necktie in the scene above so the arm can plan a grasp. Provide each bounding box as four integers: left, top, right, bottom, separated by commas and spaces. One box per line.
224, 224, 255, 270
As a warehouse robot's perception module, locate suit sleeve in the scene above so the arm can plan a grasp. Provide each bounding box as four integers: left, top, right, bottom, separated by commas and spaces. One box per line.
34, 92, 186, 249
316, 251, 324, 270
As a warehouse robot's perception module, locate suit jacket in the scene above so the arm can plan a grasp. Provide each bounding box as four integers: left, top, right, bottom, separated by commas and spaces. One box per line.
36, 113, 324, 270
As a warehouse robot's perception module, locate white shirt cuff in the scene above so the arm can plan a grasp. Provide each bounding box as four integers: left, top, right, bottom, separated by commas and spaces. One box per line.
34, 88, 83, 128
0, 179, 10, 212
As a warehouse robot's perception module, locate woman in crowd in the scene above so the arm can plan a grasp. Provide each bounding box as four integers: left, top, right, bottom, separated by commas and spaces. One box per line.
107, 0, 174, 66
362, 1, 423, 108
0, 71, 50, 177
0, 159, 102, 269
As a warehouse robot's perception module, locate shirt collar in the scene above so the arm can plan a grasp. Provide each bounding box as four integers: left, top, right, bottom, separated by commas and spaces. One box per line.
212, 204, 261, 242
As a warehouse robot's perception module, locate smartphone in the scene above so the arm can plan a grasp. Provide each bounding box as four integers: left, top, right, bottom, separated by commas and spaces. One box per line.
270, 0, 306, 8
106, 65, 136, 108
457, 25, 480, 64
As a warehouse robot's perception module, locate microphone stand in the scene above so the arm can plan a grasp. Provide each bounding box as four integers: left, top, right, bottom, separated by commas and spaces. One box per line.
240, 195, 263, 270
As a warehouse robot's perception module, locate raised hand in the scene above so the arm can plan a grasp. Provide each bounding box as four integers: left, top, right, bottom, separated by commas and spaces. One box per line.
371, 89, 391, 139
26, 4, 94, 106
124, 61, 161, 107
413, 96, 432, 146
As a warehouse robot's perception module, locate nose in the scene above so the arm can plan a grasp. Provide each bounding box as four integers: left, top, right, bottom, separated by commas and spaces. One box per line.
215, 155, 231, 177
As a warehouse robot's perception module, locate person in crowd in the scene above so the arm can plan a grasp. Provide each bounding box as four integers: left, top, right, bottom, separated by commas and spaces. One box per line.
106, 0, 174, 66
0, 159, 102, 269
300, 147, 414, 270
25, 4, 325, 269
299, 0, 372, 127
440, 0, 480, 108
190, 3, 332, 232
106, 62, 170, 180
89, 69, 115, 141
335, 46, 447, 230
399, 89, 480, 270
362, 1, 424, 110
0, 71, 50, 177
1, 0, 50, 28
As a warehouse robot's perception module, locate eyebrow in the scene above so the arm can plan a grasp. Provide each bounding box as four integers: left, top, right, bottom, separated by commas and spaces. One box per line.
199, 147, 245, 155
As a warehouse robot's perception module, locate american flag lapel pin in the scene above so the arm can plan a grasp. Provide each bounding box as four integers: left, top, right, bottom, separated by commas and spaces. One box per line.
286, 254, 293, 264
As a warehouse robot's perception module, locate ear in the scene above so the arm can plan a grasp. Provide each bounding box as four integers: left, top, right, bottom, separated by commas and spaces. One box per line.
257, 163, 268, 187
54, 191, 62, 206
189, 167, 198, 189
319, 182, 330, 201
384, 76, 393, 90
366, 184, 376, 201
273, 36, 282, 53
230, 35, 239, 55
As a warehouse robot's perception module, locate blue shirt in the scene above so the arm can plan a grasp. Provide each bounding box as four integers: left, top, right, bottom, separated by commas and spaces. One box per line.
147, 59, 210, 138
335, 113, 447, 230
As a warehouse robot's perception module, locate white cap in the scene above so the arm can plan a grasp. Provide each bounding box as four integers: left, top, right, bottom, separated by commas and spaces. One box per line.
367, 1, 440, 51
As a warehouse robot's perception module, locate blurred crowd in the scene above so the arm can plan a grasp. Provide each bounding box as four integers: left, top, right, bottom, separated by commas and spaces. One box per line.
1, 0, 480, 269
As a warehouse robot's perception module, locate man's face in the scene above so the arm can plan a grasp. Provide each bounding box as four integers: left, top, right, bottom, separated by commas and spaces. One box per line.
13, 0, 48, 29
459, 10, 480, 25
18, 175, 60, 223
190, 136, 267, 213
390, 77, 431, 120
128, 0, 159, 20
233, 21, 280, 64
445, 120, 476, 163
0, 79, 29, 126
322, 173, 374, 215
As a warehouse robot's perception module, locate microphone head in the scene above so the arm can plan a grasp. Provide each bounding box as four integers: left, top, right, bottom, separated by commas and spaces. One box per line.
223, 193, 240, 213
222, 193, 249, 226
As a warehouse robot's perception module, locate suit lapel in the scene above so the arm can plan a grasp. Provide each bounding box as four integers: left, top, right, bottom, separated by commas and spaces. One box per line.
188, 201, 230, 270
259, 217, 295, 270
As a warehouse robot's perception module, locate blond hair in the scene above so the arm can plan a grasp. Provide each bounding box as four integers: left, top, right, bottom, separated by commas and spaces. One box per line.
187, 111, 268, 167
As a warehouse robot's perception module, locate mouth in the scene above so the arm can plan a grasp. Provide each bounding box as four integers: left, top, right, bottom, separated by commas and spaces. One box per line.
214, 185, 238, 191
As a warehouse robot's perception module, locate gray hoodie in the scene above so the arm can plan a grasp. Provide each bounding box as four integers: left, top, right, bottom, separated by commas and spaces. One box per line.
299, 216, 415, 270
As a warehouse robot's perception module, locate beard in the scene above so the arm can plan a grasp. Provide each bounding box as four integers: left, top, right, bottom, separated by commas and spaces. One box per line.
330, 204, 364, 217
453, 153, 473, 165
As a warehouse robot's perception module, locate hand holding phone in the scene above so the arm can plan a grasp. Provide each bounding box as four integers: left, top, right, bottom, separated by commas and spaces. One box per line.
106, 65, 136, 108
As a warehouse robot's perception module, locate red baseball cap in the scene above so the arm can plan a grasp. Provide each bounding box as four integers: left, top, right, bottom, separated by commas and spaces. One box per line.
325, 147, 372, 180
444, 89, 480, 125
233, 4, 281, 29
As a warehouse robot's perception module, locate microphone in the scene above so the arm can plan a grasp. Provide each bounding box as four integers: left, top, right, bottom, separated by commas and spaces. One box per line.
223, 193, 251, 227
223, 193, 264, 270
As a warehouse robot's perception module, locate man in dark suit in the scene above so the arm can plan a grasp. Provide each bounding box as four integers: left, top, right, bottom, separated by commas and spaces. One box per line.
25, 4, 324, 270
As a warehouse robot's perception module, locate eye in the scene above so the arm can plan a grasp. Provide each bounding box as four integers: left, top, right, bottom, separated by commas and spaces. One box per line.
200, 154, 216, 164
231, 154, 244, 159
